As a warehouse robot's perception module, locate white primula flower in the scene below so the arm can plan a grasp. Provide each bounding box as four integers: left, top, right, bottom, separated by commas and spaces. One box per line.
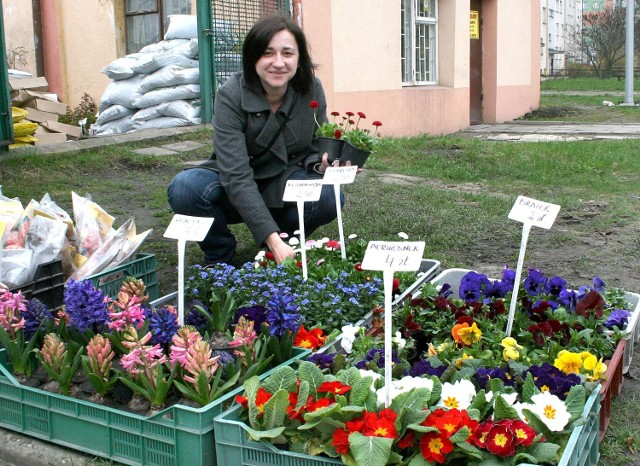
397, 232, 409, 239
254, 250, 266, 261
340, 325, 361, 354
485, 391, 518, 406
437, 379, 476, 410
288, 237, 300, 246
391, 331, 406, 352
513, 401, 534, 423
529, 392, 571, 432
359, 369, 383, 387
348, 233, 358, 239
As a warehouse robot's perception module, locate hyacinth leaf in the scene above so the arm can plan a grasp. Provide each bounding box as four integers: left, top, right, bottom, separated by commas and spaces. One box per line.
298, 361, 325, 395
242, 354, 274, 382
492, 394, 520, 420
119, 376, 149, 400
295, 380, 310, 412
522, 372, 538, 403
262, 388, 290, 431
349, 376, 374, 406
0, 325, 39, 376
245, 425, 286, 442
564, 384, 586, 422
263, 365, 297, 394
525, 441, 561, 464
349, 432, 393, 466
210, 368, 240, 402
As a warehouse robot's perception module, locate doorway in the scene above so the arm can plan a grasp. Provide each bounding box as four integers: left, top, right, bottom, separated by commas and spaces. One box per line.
470, 0, 482, 125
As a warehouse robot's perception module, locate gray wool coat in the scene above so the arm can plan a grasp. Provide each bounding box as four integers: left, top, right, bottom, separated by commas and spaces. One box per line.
204, 72, 328, 247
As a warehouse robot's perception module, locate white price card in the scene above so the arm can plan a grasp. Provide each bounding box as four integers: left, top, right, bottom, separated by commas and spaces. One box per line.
361, 241, 425, 272
322, 166, 358, 185
163, 214, 214, 242
508, 196, 560, 229
282, 180, 323, 202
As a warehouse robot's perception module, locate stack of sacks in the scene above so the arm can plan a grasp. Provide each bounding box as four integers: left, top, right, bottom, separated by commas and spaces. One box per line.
91, 15, 201, 135
10, 107, 38, 149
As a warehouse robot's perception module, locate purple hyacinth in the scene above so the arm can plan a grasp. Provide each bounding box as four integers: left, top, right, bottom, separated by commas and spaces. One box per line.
265, 288, 301, 337
22, 298, 53, 339
64, 279, 109, 332
308, 352, 337, 370
148, 306, 179, 346
410, 359, 447, 378
605, 309, 631, 330
185, 299, 209, 329
234, 305, 268, 329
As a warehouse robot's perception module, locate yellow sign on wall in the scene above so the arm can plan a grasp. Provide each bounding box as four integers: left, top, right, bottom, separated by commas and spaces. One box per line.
470, 10, 479, 39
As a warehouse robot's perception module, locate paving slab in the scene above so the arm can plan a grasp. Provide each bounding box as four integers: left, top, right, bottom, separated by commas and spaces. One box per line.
160, 141, 206, 152
133, 147, 179, 156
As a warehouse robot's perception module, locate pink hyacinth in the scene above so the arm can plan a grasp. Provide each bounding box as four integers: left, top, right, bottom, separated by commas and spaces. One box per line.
107, 295, 146, 331
170, 326, 202, 368
229, 316, 257, 349
86, 334, 115, 379
182, 340, 220, 393
120, 326, 167, 387
0, 290, 27, 339
39, 334, 67, 373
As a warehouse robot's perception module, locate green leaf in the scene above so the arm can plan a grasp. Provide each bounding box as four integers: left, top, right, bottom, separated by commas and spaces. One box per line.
349, 376, 374, 406
390, 387, 431, 412
349, 432, 393, 466
522, 408, 553, 438
302, 402, 342, 423
243, 376, 261, 429
295, 380, 310, 412
337, 366, 362, 387
522, 372, 538, 402
455, 440, 484, 461
449, 425, 470, 443
527, 441, 561, 463
245, 425, 286, 441
492, 394, 520, 420
407, 454, 430, 466
564, 384, 586, 423
262, 388, 290, 431
263, 365, 297, 394
298, 361, 326, 395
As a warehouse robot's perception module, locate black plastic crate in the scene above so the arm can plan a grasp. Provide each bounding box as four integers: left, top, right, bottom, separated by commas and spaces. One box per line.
8, 259, 64, 310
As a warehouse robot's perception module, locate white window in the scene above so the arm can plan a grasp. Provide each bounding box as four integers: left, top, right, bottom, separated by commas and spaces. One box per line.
402, 0, 438, 85
125, 0, 192, 54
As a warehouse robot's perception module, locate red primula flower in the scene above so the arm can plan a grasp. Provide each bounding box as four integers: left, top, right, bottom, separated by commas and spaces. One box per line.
287, 392, 311, 421
511, 419, 536, 447
470, 421, 492, 448
485, 423, 516, 458
357, 111, 366, 119
361, 410, 397, 438
265, 251, 275, 261
255, 388, 272, 414
294, 325, 327, 350
235, 394, 248, 408
309, 100, 319, 109
424, 408, 476, 439
420, 431, 454, 463
296, 261, 303, 268
306, 397, 332, 413
332, 428, 350, 455
318, 381, 351, 395
397, 431, 415, 449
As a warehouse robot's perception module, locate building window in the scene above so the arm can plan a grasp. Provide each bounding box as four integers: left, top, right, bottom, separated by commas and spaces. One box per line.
125, 0, 192, 54
401, 0, 437, 85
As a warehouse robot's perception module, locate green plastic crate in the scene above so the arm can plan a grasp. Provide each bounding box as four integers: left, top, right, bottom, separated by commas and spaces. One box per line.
214, 387, 600, 466
0, 347, 310, 466
86, 253, 160, 301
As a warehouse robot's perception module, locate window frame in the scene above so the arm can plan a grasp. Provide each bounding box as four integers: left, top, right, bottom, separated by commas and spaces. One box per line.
402, 0, 438, 86
124, 0, 192, 54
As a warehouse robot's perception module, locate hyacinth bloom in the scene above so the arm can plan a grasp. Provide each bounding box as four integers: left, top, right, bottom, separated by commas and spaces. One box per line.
437, 379, 476, 410
0, 290, 27, 338
293, 325, 326, 350
229, 316, 257, 349
170, 326, 202, 368
266, 288, 301, 338
22, 298, 52, 339
64, 279, 109, 332
119, 277, 149, 305
107, 294, 146, 331
182, 340, 220, 392
40, 333, 67, 374
529, 391, 571, 431
120, 326, 167, 387
86, 334, 115, 379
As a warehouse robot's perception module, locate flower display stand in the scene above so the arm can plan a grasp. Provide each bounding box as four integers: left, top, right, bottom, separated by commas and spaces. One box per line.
0, 348, 309, 466
213, 387, 601, 466
599, 338, 625, 441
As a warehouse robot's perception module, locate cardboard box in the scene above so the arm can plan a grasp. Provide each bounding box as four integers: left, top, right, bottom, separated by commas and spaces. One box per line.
40, 121, 82, 138
26, 99, 67, 116
9, 76, 49, 92
34, 133, 67, 146
24, 108, 59, 124
11, 89, 59, 107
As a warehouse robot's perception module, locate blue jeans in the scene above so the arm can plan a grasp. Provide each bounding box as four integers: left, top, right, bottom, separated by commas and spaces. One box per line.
167, 168, 345, 264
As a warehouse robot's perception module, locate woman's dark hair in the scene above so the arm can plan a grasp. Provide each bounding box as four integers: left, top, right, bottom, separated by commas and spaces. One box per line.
242, 15, 316, 95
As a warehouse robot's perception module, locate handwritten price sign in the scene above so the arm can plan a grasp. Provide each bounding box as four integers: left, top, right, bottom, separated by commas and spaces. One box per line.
163, 214, 214, 241
508, 196, 560, 229
322, 166, 358, 185
361, 241, 425, 272
283, 180, 323, 202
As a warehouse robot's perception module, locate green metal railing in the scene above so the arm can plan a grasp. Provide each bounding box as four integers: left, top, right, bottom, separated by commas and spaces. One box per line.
0, 0, 14, 151
197, 0, 291, 123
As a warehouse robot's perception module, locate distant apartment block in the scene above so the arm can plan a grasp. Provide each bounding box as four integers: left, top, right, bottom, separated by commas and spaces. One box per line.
541, 0, 584, 75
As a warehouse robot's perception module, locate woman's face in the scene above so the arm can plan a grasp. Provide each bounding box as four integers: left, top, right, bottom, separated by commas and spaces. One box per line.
255, 29, 299, 96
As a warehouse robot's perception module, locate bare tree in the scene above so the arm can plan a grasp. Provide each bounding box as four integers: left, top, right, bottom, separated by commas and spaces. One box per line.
580, 5, 628, 77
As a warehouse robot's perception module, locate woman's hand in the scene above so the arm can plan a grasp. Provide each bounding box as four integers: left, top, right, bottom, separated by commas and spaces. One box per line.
265, 232, 295, 264
316, 153, 363, 174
